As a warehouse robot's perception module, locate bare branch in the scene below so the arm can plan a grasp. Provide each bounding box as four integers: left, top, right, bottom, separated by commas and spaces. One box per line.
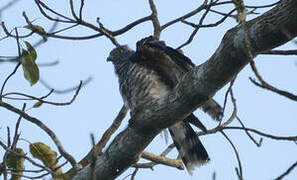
245, 1, 282, 9
34, 0, 74, 23
236, 116, 262, 147
0, 0, 21, 12
161, 1, 208, 30
79, 0, 85, 20
141, 151, 184, 170
11, 104, 26, 151
250, 62, 297, 101
39, 77, 92, 94
0, 140, 55, 175
221, 131, 243, 179
112, 15, 152, 36
96, 18, 120, 47
90, 134, 97, 180
224, 127, 297, 141
0, 28, 22, 100
66, 106, 128, 176
181, 9, 236, 29
130, 168, 138, 180
148, 0, 161, 39
261, 49, 297, 55
274, 161, 297, 180
0, 101, 78, 168
178, 0, 213, 49
2, 81, 83, 106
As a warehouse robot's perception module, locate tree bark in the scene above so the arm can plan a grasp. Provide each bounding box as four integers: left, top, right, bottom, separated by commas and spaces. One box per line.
72, 0, 297, 179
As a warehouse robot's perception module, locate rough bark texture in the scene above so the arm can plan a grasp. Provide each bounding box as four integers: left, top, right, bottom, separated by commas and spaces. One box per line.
73, 0, 297, 179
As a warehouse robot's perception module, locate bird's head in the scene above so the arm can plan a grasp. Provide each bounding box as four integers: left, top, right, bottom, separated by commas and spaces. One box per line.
107, 45, 134, 64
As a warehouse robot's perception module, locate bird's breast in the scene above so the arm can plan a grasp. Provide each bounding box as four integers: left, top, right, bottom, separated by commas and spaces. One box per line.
120, 64, 170, 110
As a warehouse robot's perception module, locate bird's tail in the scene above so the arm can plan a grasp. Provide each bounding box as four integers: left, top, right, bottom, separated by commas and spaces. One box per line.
201, 98, 223, 121
169, 121, 210, 175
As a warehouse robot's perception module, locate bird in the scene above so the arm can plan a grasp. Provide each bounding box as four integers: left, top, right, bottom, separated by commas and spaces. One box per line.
107, 36, 223, 174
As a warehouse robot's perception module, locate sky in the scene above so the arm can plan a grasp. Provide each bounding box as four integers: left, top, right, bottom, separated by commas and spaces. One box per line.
0, 0, 296, 179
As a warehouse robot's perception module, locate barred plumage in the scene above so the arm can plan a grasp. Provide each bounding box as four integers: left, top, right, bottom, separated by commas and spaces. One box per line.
108, 37, 222, 174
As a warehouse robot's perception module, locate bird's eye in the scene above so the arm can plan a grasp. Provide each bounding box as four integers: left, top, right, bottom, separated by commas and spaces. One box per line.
117, 48, 123, 54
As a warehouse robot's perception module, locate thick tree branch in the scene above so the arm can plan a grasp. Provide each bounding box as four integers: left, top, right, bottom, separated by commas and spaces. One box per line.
73, 0, 297, 179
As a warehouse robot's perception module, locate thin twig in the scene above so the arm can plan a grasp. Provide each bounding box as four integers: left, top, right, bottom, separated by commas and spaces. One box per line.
194, 88, 237, 137
250, 62, 297, 101
178, 0, 213, 49
69, 0, 79, 20
245, 1, 281, 9
90, 133, 97, 180
236, 116, 262, 147
96, 18, 120, 47
0, 101, 78, 168
112, 15, 152, 36
66, 105, 128, 176
0, 0, 21, 12
222, 77, 236, 116
161, 1, 208, 30
34, 0, 74, 23
0, 140, 55, 174
181, 9, 236, 29
2, 81, 83, 106
261, 49, 297, 55
39, 77, 92, 94
94, 106, 128, 155
224, 127, 297, 141
130, 168, 139, 180
79, 0, 85, 20
11, 104, 26, 151
274, 161, 297, 180
221, 130, 243, 180
0, 28, 22, 100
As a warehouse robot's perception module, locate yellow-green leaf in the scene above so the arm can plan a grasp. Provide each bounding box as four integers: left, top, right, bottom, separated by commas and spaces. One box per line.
33, 101, 43, 108
30, 142, 57, 167
21, 49, 39, 86
7, 148, 25, 169
29, 142, 62, 176
7, 148, 25, 180
24, 41, 37, 61
24, 24, 46, 33
24, 24, 47, 42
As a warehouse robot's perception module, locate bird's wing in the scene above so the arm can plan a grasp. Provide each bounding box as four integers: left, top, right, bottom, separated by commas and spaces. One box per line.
135, 36, 223, 121
129, 37, 183, 89
136, 36, 195, 72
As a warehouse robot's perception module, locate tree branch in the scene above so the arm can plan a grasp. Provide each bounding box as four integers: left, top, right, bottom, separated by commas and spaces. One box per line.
141, 151, 184, 170
0, 101, 78, 168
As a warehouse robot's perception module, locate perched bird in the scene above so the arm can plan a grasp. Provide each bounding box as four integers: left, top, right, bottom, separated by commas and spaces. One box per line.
107, 36, 222, 174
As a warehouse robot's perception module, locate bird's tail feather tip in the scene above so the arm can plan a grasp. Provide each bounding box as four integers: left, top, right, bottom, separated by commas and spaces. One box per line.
185, 159, 211, 175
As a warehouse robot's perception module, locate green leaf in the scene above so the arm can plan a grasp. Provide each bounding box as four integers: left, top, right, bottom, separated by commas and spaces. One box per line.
24, 24, 45, 33
7, 148, 25, 169
7, 148, 25, 180
21, 49, 39, 86
24, 24, 48, 42
33, 101, 43, 108
30, 142, 57, 167
30, 142, 62, 175
24, 41, 37, 61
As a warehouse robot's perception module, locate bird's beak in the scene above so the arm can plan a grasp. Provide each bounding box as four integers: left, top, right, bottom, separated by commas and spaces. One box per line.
106, 57, 112, 62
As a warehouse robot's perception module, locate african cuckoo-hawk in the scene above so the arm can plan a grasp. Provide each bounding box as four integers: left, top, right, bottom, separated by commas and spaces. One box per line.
107, 36, 222, 174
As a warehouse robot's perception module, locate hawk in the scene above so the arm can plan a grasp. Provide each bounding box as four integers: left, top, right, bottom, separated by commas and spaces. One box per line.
107, 36, 222, 174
